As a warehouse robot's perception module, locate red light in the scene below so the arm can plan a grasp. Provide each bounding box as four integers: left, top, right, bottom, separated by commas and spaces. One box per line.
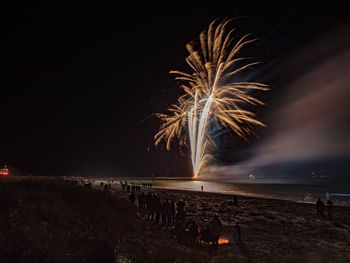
0, 168, 9, 176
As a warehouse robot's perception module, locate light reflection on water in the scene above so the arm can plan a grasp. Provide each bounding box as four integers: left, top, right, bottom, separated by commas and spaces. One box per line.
108, 178, 350, 205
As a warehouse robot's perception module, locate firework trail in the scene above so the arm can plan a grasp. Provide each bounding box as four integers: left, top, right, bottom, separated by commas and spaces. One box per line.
155, 19, 268, 177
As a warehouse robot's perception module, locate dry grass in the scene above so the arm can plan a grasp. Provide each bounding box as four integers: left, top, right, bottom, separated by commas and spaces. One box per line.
0, 176, 136, 262
0, 177, 209, 263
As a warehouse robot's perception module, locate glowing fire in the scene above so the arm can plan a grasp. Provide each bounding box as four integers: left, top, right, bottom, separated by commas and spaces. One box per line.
218, 237, 230, 245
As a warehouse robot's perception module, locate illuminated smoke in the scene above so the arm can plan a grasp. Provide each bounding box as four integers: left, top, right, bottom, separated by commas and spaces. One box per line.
208, 26, 350, 178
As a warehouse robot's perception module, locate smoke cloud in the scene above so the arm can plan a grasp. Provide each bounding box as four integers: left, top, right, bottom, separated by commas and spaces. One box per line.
208, 26, 350, 178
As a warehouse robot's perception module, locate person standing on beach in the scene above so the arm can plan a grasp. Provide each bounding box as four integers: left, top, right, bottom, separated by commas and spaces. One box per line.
155, 194, 161, 223
138, 192, 145, 210
160, 200, 168, 225
189, 220, 199, 245
168, 201, 175, 226
210, 214, 223, 246
232, 222, 241, 244
233, 195, 239, 207
316, 198, 325, 218
147, 193, 154, 220
201, 185, 203, 191
129, 192, 135, 203
327, 199, 334, 220
175, 200, 186, 225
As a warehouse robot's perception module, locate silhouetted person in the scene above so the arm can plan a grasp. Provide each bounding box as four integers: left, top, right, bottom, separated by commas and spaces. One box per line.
168, 201, 175, 226
161, 199, 169, 225
233, 195, 239, 207
327, 199, 334, 220
175, 209, 186, 225
175, 200, 186, 225
148, 193, 156, 220
138, 192, 145, 209
232, 222, 241, 243
189, 220, 199, 245
174, 222, 185, 242
154, 194, 161, 223
201, 185, 203, 191
199, 226, 212, 244
149, 193, 155, 220
176, 199, 185, 211
129, 192, 135, 203
316, 198, 325, 218
210, 214, 223, 245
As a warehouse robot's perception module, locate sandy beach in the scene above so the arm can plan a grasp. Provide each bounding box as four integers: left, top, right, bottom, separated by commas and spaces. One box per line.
111, 183, 350, 263
2, 176, 349, 263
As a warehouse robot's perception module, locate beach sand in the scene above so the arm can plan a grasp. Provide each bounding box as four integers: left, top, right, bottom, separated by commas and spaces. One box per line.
111, 184, 350, 263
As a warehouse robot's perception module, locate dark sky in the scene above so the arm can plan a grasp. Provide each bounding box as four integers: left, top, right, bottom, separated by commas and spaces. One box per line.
11, 3, 350, 177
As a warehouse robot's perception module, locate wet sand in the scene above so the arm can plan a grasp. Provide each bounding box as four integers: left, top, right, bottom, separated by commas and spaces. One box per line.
113, 185, 350, 263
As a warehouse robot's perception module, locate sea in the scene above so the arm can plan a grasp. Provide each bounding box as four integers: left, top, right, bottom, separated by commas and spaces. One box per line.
92, 177, 350, 206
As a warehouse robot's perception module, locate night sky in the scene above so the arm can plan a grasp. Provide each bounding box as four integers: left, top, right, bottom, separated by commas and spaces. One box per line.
11, 3, 350, 177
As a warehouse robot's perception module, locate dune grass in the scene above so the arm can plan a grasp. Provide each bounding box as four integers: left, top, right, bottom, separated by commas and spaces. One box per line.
0, 176, 137, 263
0, 177, 210, 263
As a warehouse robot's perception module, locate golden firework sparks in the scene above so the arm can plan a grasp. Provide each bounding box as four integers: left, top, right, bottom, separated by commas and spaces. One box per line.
155, 19, 269, 177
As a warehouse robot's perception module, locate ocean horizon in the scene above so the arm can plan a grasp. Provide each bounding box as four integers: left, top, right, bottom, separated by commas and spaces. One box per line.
83, 177, 350, 206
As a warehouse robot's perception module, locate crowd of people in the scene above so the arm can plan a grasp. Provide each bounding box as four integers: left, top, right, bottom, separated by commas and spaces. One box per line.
119, 180, 142, 192
95, 180, 335, 251
121, 183, 243, 249
316, 198, 334, 220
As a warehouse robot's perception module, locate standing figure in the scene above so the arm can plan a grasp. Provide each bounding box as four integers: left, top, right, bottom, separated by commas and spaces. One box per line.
210, 214, 223, 246
168, 201, 175, 226
233, 195, 239, 207
129, 192, 135, 203
232, 222, 241, 243
175, 200, 186, 225
154, 194, 161, 223
327, 198, 334, 220
316, 198, 325, 218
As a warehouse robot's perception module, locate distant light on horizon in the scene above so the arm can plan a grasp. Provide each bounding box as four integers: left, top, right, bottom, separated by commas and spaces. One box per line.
0, 166, 9, 177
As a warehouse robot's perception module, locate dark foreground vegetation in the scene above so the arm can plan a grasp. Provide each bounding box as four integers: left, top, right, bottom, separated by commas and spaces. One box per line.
0, 176, 133, 262
0, 177, 209, 263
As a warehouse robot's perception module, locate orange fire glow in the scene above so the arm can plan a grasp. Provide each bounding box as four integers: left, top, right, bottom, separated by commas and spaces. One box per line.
218, 237, 230, 245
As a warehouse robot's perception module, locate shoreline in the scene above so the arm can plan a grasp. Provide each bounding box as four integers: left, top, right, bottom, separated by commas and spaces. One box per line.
149, 186, 350, 207
150, 186, 308, 205
83, 177, 350, 207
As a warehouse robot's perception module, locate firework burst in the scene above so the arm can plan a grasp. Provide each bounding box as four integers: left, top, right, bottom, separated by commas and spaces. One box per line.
154, 19, 269, 177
